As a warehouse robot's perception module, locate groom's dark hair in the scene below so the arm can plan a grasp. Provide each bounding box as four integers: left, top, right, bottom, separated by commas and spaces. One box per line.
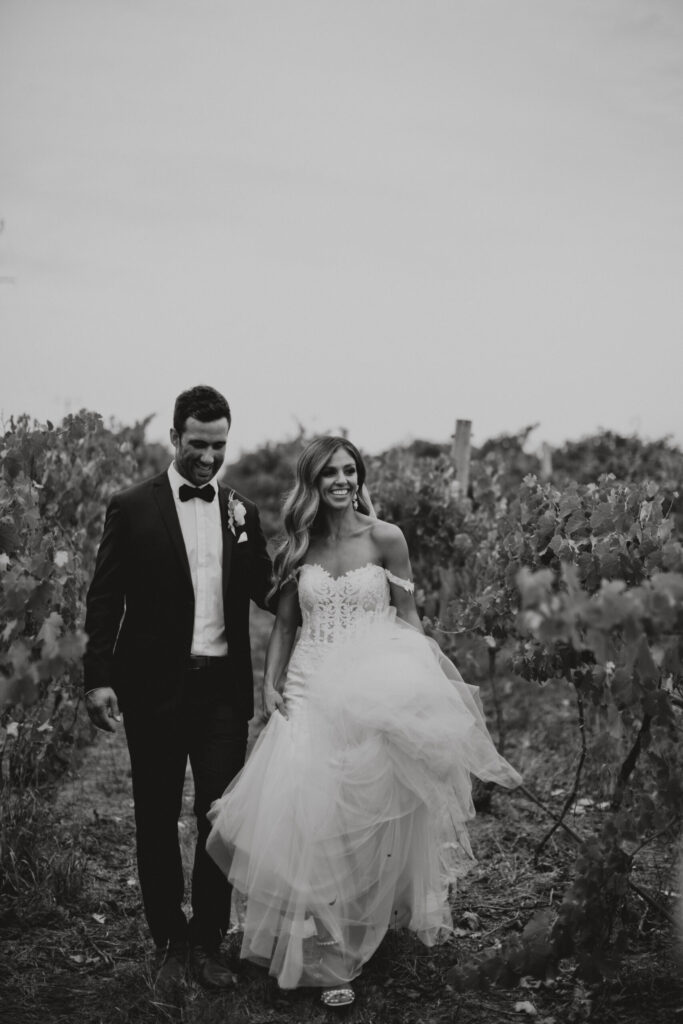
173, 385, 232, 435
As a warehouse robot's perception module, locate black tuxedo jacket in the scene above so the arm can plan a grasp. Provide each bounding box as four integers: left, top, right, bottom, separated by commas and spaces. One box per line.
83, 472, 273, 718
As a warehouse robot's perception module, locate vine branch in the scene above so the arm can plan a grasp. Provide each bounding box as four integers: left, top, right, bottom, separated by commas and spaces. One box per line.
629, 817, 678, 859
534, 686, 587, 862
515, 786, 676, 927
611, 713, 652, 810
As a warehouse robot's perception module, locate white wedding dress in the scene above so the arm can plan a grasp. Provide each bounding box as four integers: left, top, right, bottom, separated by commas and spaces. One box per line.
207, 563, 521, 989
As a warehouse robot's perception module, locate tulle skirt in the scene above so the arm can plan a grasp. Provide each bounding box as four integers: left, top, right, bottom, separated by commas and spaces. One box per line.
207, 617, 521, 989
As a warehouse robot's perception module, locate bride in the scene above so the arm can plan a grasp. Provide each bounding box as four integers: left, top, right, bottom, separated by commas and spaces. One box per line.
207, 435, 521, 1006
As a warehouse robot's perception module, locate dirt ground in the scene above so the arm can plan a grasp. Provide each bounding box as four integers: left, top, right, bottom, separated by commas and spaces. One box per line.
1, 610, 681, 1024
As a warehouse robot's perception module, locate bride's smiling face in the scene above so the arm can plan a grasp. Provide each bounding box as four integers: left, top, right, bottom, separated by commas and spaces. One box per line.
317, 447, 358, 511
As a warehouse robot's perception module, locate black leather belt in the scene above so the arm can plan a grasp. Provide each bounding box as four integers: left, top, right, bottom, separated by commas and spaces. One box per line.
187, 655, 229, 671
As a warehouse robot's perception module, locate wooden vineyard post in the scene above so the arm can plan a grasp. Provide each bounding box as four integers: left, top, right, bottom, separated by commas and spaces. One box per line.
438, 418, 472, 624
452, 419, 472, 497
541, 442, 553, 481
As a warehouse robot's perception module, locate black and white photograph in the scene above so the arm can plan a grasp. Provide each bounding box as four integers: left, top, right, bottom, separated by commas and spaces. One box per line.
1, 2, 683, 1022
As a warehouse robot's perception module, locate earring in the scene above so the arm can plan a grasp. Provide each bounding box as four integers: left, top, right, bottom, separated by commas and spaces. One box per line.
352, 491, 359, 510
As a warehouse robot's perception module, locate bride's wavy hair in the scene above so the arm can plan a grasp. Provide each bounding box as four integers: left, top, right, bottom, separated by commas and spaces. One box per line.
269, 436, 370, 599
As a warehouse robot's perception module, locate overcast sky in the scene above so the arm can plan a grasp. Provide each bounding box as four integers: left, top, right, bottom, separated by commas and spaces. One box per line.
1, 0, 682, 457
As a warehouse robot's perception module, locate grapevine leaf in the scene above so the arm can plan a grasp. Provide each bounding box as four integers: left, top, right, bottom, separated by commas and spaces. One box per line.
0, 521, 20, 554
38, 612, 63, 656
558, 492, 581, 519
1, 618, 18, 643
610, 669, 638, 709
566, 509, 588, 538
633, 636, 658, 683
590, 503, 615, 535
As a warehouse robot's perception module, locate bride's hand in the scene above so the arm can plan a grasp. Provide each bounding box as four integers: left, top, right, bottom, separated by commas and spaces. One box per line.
263, 683, 288, 720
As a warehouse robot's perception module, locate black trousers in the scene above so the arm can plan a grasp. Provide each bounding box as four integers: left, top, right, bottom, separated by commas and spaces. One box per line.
123, 666, 248, 950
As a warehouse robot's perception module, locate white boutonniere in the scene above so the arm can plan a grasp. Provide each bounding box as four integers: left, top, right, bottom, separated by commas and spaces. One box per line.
227, 491, 248, 539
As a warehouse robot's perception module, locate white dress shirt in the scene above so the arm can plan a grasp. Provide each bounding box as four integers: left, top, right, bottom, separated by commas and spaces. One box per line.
168, 463, 228, 656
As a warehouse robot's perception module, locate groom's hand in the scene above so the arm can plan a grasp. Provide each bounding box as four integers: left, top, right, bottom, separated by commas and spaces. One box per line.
85, 687, 121, 732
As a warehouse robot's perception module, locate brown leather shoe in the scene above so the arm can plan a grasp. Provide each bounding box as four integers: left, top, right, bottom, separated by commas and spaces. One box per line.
155, 941, 187, 997
189, 945, 238, 989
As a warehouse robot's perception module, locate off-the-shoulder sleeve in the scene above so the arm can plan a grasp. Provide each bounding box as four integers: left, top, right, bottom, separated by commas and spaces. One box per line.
384, 568, 415, 593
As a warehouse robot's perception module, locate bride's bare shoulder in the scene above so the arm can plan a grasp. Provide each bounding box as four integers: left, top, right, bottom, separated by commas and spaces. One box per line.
368, 518, 408, 555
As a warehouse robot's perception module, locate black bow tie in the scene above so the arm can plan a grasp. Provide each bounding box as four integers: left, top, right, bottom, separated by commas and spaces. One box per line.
179, 484, 215, 503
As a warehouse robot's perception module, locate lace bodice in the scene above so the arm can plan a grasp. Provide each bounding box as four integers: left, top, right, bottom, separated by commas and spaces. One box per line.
295, 563, 413, 647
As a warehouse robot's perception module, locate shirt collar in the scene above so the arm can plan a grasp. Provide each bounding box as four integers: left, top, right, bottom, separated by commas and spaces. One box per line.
167, 462, 219, 498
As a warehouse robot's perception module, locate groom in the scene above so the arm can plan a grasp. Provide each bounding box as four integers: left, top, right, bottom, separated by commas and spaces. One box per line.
83, 385, 273, 991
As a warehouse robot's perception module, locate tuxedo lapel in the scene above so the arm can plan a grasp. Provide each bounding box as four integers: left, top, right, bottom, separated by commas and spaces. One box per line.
152, 474, 193, 587
217, 486, 235, 594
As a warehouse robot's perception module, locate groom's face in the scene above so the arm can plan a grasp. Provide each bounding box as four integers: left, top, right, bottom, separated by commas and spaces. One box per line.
170, 416, 230, 486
